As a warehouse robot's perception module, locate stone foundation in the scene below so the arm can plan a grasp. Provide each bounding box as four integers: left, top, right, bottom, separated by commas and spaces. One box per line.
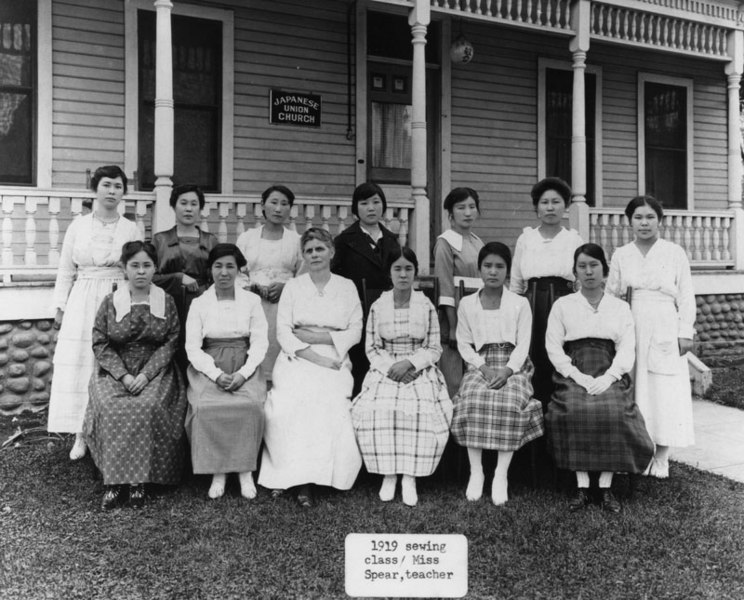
695, 294, 744, 366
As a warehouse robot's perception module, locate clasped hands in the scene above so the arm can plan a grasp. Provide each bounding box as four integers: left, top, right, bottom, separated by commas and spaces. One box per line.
478, 365, 513, 390
386, 360, 418, 384
121, 373, 148, 395
571, 371, 615, 396
216, 371, 247, 392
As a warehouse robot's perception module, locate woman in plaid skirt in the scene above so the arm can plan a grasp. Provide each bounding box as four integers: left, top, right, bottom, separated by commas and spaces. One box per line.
546, 244, 654, 513
451, 242, 544, 506
351, 247, 452, 506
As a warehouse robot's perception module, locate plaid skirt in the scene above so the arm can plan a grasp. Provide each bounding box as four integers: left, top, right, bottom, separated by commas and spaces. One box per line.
546, 338, 654, 472
451, 344, 544, 451
351, 338, 453, 477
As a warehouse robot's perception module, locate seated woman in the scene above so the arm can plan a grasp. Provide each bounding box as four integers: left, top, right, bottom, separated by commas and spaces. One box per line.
85, 241, 187, 510
546, 243, 654, 513
259, 227, 363, 507
185, 244, 268, 500
451, 242, 544, 506
351, 247, 452, 507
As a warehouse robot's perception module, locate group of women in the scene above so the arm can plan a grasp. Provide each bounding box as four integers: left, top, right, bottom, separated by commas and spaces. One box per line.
47, 166, 695, 513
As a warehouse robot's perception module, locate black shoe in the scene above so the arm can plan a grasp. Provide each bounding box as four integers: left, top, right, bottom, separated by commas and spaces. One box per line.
601, 489, 621, 513
568, 489, 590, 512
296, 484, 313, 508
129, 484, 146, 509
101, 486, 122, 510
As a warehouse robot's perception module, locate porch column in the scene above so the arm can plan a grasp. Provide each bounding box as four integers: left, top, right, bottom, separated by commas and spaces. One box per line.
568, 0, 590, 240
726, 29, 744, 268
153, 0, 175, 232
409, 0, 430, 273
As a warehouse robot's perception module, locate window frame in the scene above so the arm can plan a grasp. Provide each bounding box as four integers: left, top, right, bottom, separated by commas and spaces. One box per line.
537, 58, 603, 206
637, 72, 694, 210
124, 0, 234, 193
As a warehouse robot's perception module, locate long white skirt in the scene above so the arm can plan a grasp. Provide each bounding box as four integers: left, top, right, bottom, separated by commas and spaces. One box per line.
631, 290, 694, 447
48, 268, 124, 433
259, 347, 362, 490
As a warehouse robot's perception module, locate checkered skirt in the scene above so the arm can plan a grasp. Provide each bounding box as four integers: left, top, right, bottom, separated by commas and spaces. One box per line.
351, 338, 453, 477
451, 344, 544, 451
546, 338, 654, 472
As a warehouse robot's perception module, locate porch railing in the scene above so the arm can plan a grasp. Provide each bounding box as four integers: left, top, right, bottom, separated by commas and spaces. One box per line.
0, 189, 413, 282
589, 207, 736, 268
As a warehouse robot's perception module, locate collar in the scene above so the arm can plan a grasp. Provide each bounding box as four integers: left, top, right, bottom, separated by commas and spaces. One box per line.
164, 226, 210, 249
113, 285, 166, 322
359, 223, 383, 243
438, 228, 481, 252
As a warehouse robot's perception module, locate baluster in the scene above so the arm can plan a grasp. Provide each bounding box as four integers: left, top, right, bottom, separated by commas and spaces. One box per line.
321, 205, 332, 231
382, 208, 394, 231
639, 13, 647, 42
543, 0, 552, 26
516, 0, 524, 22
2, 196, 14, 266
288, 204, 298, 232
70, 197, 83, 219
654, 16, 661, 45
253, 201, 263, 228
398, 208, 410, 247
485, 0, 493, 17
48, 197, 60, 266
690, 216, 701, 261
304, 205, 315, 230
722, 217, 732, 261
623, 10, 630, 40
135, 200, 148, 240
218, 202, 230, 243
24, 196, 37, 266
662, 18, 669, 47
694, 23, 701, 52
589, 213, 598, 245
200, 203, 212, 233
464, 0, 472, 12
525, 0, 533, 23
711, 216, 722, 261
612, 8, 621, 38
610, 214, 621, 257
475, 0, 484, 15
337, 206, 349, 236
684, 21, 691, 50
701, 216, 712, 261
622, 214, 632, 246
235, 202, 247, 239
673, 215, 683, 246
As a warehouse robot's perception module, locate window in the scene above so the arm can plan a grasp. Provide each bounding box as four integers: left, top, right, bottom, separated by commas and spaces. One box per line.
640, 78, 691, 209
0, 1, 35, 185
540, 66, 598, 206
138, 11, 222, 191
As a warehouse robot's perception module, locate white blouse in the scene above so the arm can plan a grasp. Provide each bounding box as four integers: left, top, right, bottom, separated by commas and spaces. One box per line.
546, 292, 636, 380
510, 226, 583, 294
235, 226, 303, 287
185, 286, 269, 381
276, 274, 363, 360
605, 238, 696, 339
456, 287, 532, 373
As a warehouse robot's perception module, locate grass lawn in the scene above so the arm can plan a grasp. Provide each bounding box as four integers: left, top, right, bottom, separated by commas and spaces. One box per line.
707, 366, 744, 411
1, 413, 744, 600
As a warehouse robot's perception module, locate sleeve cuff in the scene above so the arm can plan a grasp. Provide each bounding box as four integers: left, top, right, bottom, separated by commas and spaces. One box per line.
678, 323, 695, 339
605, 369, 621, 381
438, 296, 455, 308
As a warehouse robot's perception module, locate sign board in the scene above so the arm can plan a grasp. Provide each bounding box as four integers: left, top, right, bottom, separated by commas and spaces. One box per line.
270, 89, 321, 127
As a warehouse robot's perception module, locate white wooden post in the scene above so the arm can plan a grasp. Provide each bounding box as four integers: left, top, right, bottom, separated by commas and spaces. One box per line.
568, 0, 590, 240
153, 0, 175, 233
726, 30, 743, 211
409, 0, 431, 274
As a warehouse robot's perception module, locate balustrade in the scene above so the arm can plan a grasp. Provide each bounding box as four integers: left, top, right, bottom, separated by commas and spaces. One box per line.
431, 0, 572, 31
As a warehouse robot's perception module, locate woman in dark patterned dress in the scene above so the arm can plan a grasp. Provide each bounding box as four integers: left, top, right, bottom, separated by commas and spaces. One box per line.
451, 242, 544, 506
546, 243, 654, 513
85, 241, 187, 510
351, 247, 452, 507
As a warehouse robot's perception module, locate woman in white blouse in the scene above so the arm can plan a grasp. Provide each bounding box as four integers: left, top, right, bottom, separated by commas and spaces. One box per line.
452, 242, 544, 505
546, 243, 654, 513
510, 178, 583, 406
606, 196, 696, 479
185, 244, 269, 500
259, 228, 363, 507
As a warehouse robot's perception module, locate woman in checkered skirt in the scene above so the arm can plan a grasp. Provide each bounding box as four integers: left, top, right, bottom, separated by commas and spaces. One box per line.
351, 247, 452, 507
546, 243, 654, 513
451, 242, 544, 506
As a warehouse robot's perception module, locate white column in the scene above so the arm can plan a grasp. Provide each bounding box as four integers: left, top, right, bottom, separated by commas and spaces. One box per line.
568, 0, 591, 240
409, 0, 431, 273
726, 30, 743, 210
153, 0, 175, 232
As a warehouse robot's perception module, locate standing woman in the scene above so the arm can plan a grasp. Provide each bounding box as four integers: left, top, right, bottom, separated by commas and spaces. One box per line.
434, 187, 484, 397
85, 241, 187, 510
546, 244, 654, 511
606, 196, 695, 478
332, 182, 400, 395
351, 247, 452, 507
152, 184, 218, 373
236, 185, 303, 382
510, 177, 583, 405
451, 242, 544, 505
260, 228, 363, 507
49, 165, 142, 459
185, 244, 269, 500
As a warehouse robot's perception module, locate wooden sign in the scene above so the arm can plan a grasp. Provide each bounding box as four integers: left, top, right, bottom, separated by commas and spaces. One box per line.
270, 90, 321, 127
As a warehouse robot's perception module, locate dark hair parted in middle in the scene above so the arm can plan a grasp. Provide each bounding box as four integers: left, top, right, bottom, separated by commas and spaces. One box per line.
262, 184, 296, 206
120, 240, 158, 267
624, 195, 664, 221
573, 243, 609, 277
385, 245, 419, 276
207, 243, 247, 271
443, 187, 480, 215
169, 184, 206, 209
478, 241, 512, 272
530, 177, 572, 207
300, 226, 334, 250
90, 165, 128, 195
352, 182, 387, 218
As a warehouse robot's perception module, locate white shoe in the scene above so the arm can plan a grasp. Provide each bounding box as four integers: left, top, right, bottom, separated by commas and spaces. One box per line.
401, 476, 418, 507
649, 458, 669, 479
465, 472, 484, 501
69, 434, 87, 460
239, 472, 257, 499
208, 474, 226, 499
379, 475, 396, 502
491, 476, 508, 506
